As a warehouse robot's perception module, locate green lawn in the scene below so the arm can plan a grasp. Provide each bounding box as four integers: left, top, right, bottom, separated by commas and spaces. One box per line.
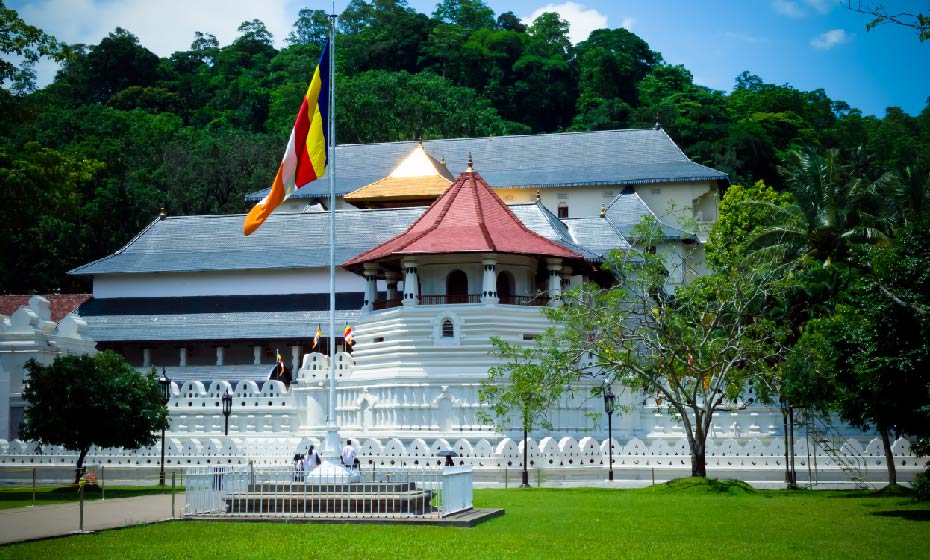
0, 479, 927, 559
0, 485, 180, 510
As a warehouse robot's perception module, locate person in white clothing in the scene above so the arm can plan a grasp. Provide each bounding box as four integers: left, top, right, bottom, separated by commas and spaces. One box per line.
303, 445, 321, 473
341, 440, 358, 471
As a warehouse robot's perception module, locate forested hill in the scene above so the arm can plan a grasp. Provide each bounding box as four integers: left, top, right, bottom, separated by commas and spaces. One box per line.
1, 0, 928, 294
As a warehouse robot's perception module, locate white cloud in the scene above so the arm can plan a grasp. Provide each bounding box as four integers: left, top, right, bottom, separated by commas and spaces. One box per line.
15, 0, 298, 88
772, 0, 804, 17
773, 0, 836, 18
18, 0, 296, 57
803, 0, 835, 14
524, 2, 609, 44
811, 28, 853, 48
620, 17, 635, 31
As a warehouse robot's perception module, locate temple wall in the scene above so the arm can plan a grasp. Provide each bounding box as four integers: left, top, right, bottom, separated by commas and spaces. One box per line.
92, 268, 365, 298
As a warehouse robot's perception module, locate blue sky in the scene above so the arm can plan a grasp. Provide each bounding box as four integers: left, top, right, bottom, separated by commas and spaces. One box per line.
10, 0, 929, 117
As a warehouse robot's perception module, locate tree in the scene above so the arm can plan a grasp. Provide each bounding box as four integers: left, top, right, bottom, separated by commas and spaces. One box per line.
846, 1, 930, 41
433, 0, 496, 31
55, 27, 159, 104
287, 8, 331, 46
479, 335, 581, 486
21, 351, 169, 482
769, 146, 899, 265
784, 222, 930, 485
0, 0, 71, 93
705, 181, 794, 269
547, 220, 787, 477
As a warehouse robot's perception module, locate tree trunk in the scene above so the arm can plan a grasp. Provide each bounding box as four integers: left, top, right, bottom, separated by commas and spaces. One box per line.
880, 428, 897, 486
74, 447, 89, 484
690, 423, 707, 478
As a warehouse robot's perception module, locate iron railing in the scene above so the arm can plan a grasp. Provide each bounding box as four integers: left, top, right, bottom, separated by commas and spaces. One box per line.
184, 463, 473, 519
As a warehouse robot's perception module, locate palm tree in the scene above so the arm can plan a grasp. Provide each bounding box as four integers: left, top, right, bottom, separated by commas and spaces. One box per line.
773, 146, 898, 265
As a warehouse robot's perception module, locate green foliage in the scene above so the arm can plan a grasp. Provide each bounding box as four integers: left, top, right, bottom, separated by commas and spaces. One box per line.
478, 335, 580, 434
706, 181, 794, 269
541, 218, 789, 476
337, 70, 528, 143
0, 0, 71, 93
21, 351, 170, 477
914, 466, 930, 501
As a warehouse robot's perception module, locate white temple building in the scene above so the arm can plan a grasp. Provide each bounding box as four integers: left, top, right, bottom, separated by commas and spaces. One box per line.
1, 128, 922, 484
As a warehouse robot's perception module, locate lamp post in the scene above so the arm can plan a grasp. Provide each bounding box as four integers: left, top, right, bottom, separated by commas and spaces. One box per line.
603, 385, 616, 481
158, 369, 171, 487
222, 390, 233, 436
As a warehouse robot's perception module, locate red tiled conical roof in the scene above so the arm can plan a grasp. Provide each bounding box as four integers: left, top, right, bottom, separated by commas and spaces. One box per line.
343, 169, 583, 273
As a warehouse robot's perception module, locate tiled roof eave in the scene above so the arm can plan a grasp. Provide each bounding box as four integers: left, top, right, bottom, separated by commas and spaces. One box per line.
501, 176, 727, 190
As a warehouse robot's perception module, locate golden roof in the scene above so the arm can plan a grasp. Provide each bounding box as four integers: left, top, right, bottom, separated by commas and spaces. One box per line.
343, 143, 455, 203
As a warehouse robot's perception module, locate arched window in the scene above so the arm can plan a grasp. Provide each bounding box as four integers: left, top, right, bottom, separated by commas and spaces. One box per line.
441, 319, 454, 338
446, 269, 468, 303
497, 270, 515, 304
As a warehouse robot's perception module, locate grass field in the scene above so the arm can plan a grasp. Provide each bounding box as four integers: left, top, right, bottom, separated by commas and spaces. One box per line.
0, 479, 927, 560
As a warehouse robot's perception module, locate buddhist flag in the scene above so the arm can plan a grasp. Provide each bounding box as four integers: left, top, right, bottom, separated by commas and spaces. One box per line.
344, 322, 355, 346
312, 325, 322, 350
244, 41, 330, 236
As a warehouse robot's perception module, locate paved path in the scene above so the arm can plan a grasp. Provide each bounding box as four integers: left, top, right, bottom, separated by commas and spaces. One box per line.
0, 494, 178, 545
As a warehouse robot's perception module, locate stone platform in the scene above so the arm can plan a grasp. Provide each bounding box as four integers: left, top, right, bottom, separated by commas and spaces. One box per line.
225, 481, 435, 515
187, 507, 504, 527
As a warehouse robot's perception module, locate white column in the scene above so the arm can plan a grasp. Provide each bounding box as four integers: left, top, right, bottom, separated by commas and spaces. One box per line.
216, 346, 225, 366
291, 345, 300, 372
362, 263, 379, 311
481, 254, 498, 304
402, 257, 419, 306
547, 258, 563, 306
385, 271, 400, 302
253, 345, 261, 365
143, 348, 151, 367
179, 347, 188, 367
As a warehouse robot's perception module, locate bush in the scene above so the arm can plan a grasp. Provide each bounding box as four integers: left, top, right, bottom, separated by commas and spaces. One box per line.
913, 463, 930, 502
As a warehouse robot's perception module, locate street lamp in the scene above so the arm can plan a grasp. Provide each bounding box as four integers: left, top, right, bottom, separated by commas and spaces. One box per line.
603, 385, 616, 481
222, 390, 233, 436
158, 368, 171, 487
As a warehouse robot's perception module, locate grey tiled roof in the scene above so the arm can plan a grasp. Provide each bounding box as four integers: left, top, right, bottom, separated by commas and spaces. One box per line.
82, 309, 361, 342
70, 207, 427, 275
245, 128, 728, 201
509, 203, 606, 261
152, 364, 284, 385
77, 295, 361, 342
562, 217, 632, 258
70, 195, 695, 278
604, 188, 695, 241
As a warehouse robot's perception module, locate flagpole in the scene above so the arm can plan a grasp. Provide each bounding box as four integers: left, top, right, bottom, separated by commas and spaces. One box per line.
325, 9, 340, 457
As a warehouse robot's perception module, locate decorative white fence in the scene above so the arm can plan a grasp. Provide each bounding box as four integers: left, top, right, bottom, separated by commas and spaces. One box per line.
184, 463, 473, 519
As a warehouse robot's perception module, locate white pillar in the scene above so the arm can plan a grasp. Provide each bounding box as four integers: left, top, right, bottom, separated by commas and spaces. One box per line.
402, 257, 419, 306
385, 271, 400, 302
547, 258, 563, 306
216, 346, 224, 366
363, 263, 379, 311
143, 348, 151, 367
291, 345, 300, 372
253, 345, 261, 365
179, 347, 188, 367
481, 254, 498, 304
